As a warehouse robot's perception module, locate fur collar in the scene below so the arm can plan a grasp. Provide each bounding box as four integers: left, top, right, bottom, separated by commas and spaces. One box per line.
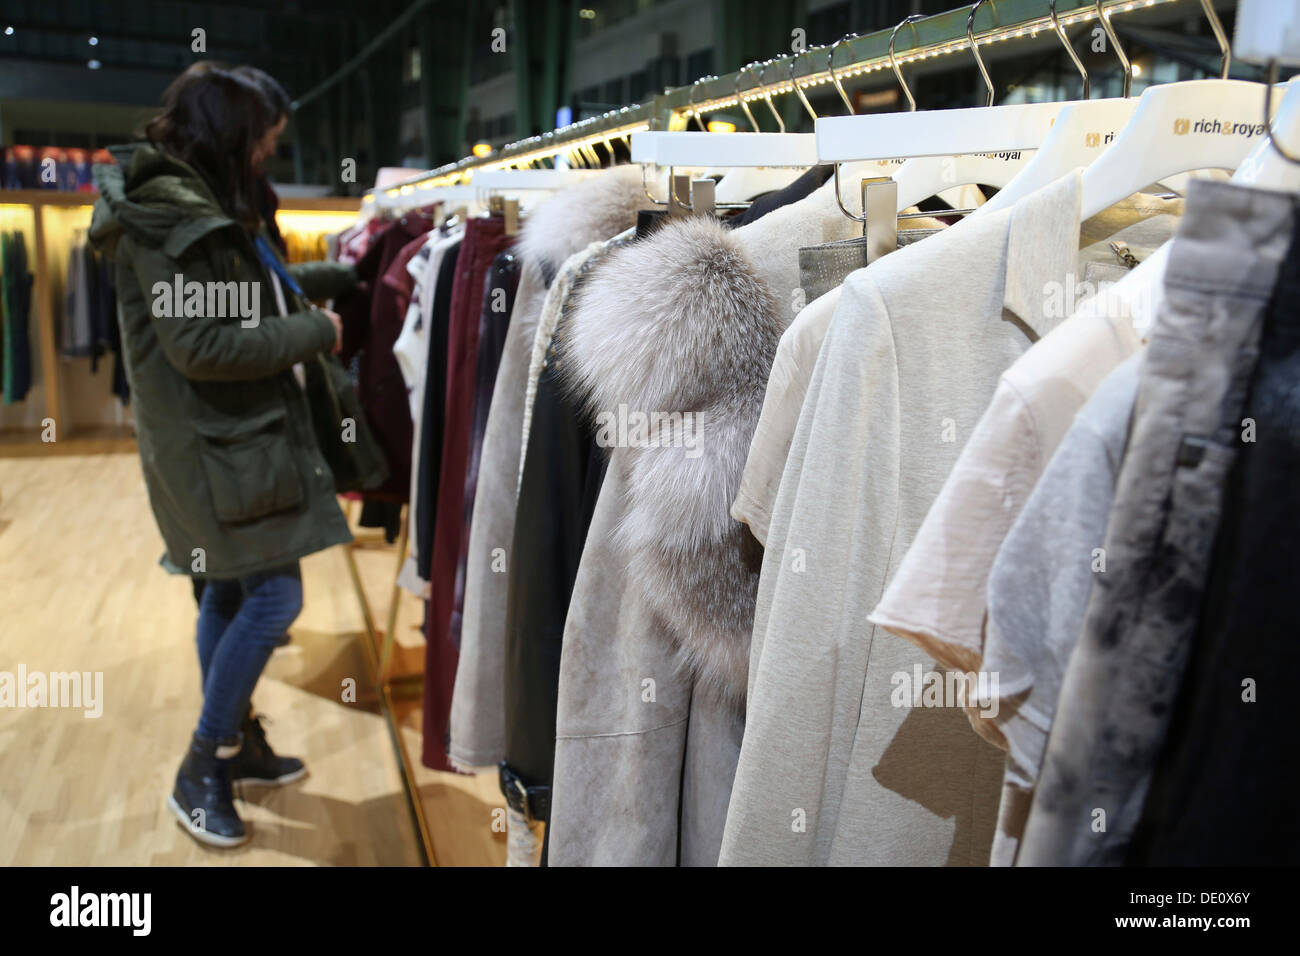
559, 215, 784, 712
517, 164, 646, 286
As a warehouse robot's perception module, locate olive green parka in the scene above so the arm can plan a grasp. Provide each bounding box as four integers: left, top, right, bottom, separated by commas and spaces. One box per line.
90, 142, 355, 578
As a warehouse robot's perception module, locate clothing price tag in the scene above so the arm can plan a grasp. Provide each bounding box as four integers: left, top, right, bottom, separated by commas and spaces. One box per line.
1235, 0, 1300, 66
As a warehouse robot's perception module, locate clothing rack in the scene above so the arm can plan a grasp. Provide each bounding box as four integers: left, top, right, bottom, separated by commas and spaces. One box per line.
367, 0, 1199, 202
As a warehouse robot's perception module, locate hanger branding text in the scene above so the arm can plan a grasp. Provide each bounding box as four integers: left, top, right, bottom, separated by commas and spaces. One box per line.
1174, 117, 1268, 138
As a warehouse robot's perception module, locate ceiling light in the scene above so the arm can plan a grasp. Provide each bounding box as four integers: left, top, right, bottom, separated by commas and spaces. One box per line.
472, 142, 493, 158
3, 26, 13, 36
89, 36, 98, 45
88, 59, 101, 69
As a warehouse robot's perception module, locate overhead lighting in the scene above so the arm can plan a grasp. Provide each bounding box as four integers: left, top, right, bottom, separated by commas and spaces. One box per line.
88, 59, 101, 69
89, 36, 98, 45
578, 8, 596, 18
706, 120, 737, 133
472, 142, 493, 158
1132, 61, 1143, 77
3, 26, 13, 36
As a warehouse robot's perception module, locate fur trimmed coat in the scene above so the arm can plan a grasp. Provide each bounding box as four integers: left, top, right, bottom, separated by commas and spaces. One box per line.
449, 165, 648, 772
548, 171, 871, 866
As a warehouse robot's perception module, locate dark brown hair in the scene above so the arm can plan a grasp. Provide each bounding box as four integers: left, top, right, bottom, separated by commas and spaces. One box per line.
143, 61, 290, 228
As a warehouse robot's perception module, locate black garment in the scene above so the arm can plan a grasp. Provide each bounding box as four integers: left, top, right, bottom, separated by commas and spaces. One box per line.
724, 163, 833, 229
501, 347, 609, 813
1127, 225, 1300, 866
450, 249, 522, 648
414, 237, 462, 581
2, 231, 34, 404
358, 499, 402, 544
92, 249, 129, 402
634, 165, 833, 240
470, 252, 521, 437
88, 247, 117, 374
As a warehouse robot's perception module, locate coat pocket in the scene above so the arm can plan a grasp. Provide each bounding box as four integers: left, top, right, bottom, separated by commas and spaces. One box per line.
194, 406, 304, 524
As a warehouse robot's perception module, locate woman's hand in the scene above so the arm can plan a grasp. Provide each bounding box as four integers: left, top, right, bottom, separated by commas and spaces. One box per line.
320, 307, 343, 354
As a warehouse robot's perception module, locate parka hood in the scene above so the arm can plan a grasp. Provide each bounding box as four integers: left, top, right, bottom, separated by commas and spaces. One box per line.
90, 142, 233, 260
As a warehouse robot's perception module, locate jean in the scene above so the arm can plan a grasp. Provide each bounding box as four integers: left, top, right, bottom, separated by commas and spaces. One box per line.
195, 563, 303, 742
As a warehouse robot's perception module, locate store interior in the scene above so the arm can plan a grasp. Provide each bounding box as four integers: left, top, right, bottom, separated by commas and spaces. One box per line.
1, 0, 1296, 869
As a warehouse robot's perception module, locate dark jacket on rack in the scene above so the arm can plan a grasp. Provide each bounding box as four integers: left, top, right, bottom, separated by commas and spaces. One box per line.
89, 142, 358, 578
336, 212, 435, 501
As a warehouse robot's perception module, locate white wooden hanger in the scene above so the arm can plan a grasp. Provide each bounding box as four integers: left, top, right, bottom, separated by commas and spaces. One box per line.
815, 10, 1069, 165
634, 61, 814, 204
1120, 77, 1300, 340
1077, 0, 1268, 219
816, 7, 1115, 220
1078, 78, 1276, 220
630, 131, 816, 168
891, 2, 1036, 211
972, 0, 1145, 216
1228, 74, 1300, 191
378, 183, 482, 212
471, 168, 603, 191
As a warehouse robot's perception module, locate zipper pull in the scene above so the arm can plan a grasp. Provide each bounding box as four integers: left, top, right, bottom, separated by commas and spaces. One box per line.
1109, 240, 1139, 270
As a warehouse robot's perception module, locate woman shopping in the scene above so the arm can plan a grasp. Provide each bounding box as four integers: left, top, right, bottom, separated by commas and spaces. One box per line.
90, 62, 359, 848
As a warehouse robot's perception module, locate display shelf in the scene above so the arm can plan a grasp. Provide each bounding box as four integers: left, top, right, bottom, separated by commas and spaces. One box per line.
0, 189, 361, 442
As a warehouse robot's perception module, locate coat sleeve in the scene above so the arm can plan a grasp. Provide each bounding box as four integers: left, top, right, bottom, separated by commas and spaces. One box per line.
288, 259, 358, 301
127, 239, 337, 382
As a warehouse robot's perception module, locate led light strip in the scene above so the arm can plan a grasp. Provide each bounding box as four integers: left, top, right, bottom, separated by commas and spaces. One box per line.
371, 0, 1177, 200
679, 0, 1173, 120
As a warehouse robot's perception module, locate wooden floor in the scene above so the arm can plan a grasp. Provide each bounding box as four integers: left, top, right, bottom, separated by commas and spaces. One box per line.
0, 444, 506, 866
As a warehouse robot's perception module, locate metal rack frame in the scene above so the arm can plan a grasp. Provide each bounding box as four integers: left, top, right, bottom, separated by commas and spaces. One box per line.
366, 0, 1195, 200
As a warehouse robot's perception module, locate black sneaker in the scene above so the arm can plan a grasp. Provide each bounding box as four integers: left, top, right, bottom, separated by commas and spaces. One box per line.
230, 713, 307, 787
168, 733, 249, 848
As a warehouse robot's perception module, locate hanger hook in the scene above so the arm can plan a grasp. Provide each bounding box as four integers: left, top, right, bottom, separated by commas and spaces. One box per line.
1198, 0, 1230, 79
670, 167, 693, 212
1262, 60, 1300, 165
832, 162, 869, 224
1049, 0, 1090, 99
1094, 0, 1132, 98
733, 62, 763, 132
828, 33, 858, 115
757, 59, 787, 133
967, 1, 995, 107
789, 47, 819, 121
687, 75, 716, 131
889, 15, 925, 112
642, 163, 668, 206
